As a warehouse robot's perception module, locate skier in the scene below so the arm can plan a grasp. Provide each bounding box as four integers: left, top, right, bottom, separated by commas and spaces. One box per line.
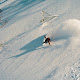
43, 35, 51, 46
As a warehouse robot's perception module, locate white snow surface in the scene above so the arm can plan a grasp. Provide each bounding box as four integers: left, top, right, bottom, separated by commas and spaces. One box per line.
0, 0, 80, 80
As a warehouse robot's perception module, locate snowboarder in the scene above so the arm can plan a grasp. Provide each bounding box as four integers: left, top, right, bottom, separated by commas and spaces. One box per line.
43, 35, 51, 46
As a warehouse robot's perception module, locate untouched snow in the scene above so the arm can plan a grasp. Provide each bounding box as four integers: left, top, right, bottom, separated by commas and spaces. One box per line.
0, 0, 80, 80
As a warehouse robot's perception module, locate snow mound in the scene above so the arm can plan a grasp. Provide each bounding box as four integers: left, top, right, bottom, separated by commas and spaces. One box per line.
61, 60, 80, 80
47, 19, 80, 41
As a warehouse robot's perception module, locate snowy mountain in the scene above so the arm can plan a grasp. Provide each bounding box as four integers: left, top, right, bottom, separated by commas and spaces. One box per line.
0, 0, 80, 80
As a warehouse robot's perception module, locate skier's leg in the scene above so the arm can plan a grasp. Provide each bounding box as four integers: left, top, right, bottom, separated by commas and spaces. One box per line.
49, 41, 51, 46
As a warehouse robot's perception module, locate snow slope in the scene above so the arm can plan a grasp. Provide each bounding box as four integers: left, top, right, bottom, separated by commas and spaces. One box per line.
0, 0, 80, 80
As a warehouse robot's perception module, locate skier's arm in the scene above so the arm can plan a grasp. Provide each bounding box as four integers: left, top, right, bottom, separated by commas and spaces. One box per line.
44, 35, 46, 38
49, 41, 51, 46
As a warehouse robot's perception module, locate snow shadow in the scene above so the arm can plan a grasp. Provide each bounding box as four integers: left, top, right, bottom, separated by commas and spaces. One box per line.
42, 68, 58, 80
12, 35, 44, 58
2, 0, 45, 23
0, 0, 7, 4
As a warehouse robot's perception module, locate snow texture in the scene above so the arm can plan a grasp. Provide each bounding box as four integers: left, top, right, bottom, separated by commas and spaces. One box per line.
0, 0, 80, 80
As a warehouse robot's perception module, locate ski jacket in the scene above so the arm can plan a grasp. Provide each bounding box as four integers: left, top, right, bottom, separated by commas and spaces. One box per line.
45, 38, 50, 43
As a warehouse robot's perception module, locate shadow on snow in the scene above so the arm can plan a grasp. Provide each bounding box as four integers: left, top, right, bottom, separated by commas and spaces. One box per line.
11, 35, 44, 58
0, 0, 8, 4
1, 0, 45, 24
